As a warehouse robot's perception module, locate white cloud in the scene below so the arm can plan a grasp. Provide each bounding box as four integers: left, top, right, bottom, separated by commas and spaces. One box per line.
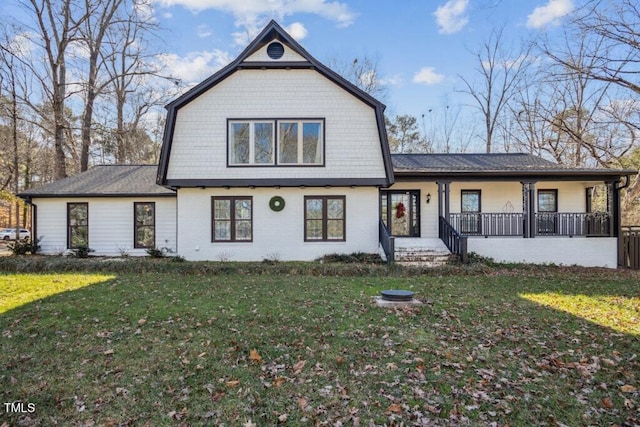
526, 0, 574, 28
151, 0, 356, 28
413, 67, 445, 85
380, 73, 403, 87
197, 24, 213, 38
285, 22, 308, 40
433, 0, 469, 35
157, 49, 232, 83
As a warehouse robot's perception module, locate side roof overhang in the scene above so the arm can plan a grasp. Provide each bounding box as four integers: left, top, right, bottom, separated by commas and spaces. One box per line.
391, 153, 637, 183
156, 20, 394, 188
19, 165, 176, 201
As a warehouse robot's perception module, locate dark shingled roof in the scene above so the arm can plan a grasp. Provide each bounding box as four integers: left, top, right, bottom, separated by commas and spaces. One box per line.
392, 153, 560, 171
20, 165, 176, 198
392, 153, 635, 180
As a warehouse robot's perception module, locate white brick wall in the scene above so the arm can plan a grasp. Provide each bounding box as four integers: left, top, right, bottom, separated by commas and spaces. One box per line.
167, 69, 386, 181
33, 197, 177, 256
468, 237, 618, 268
176, 187, 380, 261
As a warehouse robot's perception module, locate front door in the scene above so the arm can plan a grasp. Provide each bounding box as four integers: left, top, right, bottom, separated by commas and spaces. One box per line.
381, 191, 420, 237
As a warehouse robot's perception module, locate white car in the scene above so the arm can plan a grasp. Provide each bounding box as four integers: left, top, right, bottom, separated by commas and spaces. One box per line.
0, 228, 31, 241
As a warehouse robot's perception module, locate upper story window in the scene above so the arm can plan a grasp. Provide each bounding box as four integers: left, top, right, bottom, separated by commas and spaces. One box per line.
228, 119, 324, 166
229, 121, 274, 165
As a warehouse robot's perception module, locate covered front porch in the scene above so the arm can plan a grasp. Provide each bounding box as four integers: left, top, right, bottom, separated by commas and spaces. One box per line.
380, 153, 635, 268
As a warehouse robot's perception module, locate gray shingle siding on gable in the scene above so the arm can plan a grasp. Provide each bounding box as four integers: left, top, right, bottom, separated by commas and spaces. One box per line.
156, 20, 395, 187
19, 165, 176, 198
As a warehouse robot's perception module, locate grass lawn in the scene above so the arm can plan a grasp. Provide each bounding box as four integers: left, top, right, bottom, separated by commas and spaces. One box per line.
1, 262, 639, 426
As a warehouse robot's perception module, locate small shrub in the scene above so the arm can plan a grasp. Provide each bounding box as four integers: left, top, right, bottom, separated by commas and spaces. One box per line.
262, 252, 281, 264
116, 245, 130, 258
319, 252, 384, 264
145, 247, 165, 258
72, 245, 94, 258
8, 238, 41, 256
171, 255, 186, 263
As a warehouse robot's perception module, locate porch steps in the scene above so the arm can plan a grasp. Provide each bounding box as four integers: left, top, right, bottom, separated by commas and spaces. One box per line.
393, 239, 456, 267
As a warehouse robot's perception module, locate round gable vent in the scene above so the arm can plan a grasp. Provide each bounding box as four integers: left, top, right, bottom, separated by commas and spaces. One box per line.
267, 42, 285, 60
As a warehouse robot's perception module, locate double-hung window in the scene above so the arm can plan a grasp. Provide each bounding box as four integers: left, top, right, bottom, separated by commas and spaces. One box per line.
304, 196, 345, 241
134, 202, 155, 249
212, 197, 253, 242
67, 203, 88, 249
228, 119, 323, 166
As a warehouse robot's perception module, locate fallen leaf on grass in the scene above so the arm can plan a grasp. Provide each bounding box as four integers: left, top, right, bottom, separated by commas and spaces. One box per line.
621, 385, 637, 393
249, 349, 262, 364
602, 397, 613, 409
273, 376, 286, 387
293, 360, 306, 375
387, 403, 402, 414
297, 397, 308, 411
225, 380, 240, 388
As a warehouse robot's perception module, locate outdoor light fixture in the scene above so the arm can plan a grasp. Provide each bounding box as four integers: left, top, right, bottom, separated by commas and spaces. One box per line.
426, 193, 431, 204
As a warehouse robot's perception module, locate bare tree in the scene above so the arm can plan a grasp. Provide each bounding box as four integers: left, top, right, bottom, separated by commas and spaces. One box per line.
101, 1, 172, 164
567, 0, 640, 96
386, 114, 430, 153
19, 0, 89, 179
459, 27, 531, 153
329, 55, 388, 101
78, 0, 124, 171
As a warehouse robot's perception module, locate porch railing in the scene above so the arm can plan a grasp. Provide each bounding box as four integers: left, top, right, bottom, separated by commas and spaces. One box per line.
379, 219, 395, 263
448, 212, 611, 237
439, 216, 468, 263
449, 213, 523, 236
535, 212, 611, 237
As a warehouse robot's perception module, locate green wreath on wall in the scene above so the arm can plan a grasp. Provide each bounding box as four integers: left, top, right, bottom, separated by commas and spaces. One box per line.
269, 196, 285, 212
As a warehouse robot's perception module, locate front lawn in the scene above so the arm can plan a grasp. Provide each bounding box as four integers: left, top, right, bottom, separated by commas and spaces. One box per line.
1, 264, 639, 425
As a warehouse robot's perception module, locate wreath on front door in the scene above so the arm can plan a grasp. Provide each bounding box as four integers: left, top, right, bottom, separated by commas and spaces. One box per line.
396, 202, 406, 218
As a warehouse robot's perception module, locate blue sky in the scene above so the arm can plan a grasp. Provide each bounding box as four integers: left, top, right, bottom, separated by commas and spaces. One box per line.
152, 0, 576, 123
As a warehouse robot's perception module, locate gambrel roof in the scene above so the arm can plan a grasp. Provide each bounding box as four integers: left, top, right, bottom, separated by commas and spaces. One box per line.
157, 20, 394, 187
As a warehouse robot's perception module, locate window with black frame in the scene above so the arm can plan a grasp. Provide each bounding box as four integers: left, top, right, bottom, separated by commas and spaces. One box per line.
212, 197, 253, 242
304, 196, 345, 241
134, 202, 155, 249
67, 203, 88, 249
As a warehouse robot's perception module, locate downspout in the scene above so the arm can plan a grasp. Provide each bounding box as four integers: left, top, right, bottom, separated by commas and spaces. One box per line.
615, 175, 631, 268
21, 196, 37, 244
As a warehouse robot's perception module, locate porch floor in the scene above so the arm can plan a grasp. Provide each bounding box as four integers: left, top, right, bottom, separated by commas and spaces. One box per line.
394, 237, 450, 253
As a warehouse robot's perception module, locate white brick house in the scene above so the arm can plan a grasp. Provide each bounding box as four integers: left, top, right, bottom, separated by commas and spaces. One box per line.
20, 21, 635, 267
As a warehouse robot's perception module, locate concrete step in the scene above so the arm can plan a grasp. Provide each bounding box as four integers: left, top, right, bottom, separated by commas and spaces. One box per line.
395, 247, 456, 267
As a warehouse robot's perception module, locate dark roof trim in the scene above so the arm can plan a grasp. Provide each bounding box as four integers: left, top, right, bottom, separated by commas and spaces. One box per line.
157, 20, 393, 187
165, 178, 387, 188
394, 170, 633, 182
20, 193, 176, 199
